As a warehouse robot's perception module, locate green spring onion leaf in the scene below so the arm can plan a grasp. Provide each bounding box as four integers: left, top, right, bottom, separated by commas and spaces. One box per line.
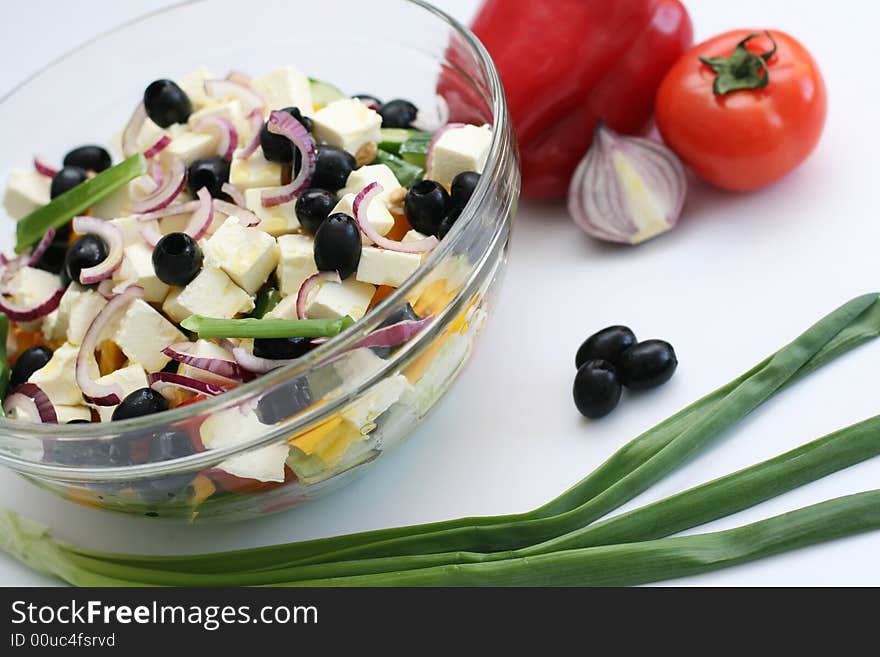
372, 149, 424, 187
180, 315, 354, 339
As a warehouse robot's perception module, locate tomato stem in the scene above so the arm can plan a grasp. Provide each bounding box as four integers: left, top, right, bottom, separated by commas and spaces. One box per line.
699, 31, 778, 96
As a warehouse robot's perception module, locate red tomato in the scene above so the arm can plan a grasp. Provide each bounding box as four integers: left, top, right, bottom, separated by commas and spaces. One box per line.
655, 30, 827, 191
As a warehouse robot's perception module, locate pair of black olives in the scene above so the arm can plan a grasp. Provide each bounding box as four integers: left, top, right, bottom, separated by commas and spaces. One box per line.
573, 326, 678, 419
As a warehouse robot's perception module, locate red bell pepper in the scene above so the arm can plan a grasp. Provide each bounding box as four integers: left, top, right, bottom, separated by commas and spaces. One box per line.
471, 0, 693, 199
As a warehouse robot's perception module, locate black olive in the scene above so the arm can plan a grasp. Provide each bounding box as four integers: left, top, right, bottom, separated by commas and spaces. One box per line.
618, 340, 678, 390
161, 359, 180, 374
143, 79, 192, 127
260, 107, 312, 163
50, 166, 88, 199
450, 171, 480, 209
63, 145, 112, 173
152, 232, 203, 286
372, 303, 421, 358
148, 430, 195, 461
188, 156, 230, 198
313, 212, 362, 279
63, 234, 107, 286
405, 179, 449, 236
295, 188, 336, 235
573, 359, 623, 419
436, 205, 462, 240
111, 388, 169, 421
67, 419, 90, 424
253, 337, 314, 360
378, 99, 418, 128
255, 376, 311, 425
575, 326, 638, 370
10, 346, 53, 386
311, 146, 356, 192
33, 223, 71, 275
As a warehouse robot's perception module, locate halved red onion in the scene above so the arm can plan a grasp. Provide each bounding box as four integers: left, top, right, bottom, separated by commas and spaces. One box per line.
139, 220, 163, 247
72, 216, 124, 285
142, 134, 172, 159
231, 347, 293, 374
76, 285, 143, 405
33, 156, 58, 178
296, 271, 341, 320
204, 78, 265, 116
0, 286, 64, 322
194, 116, 238, 160
220, 182, 246, 208
134, 200, 199, 223
122, 102, 148, 158
131, 160, 186, 214
3, 383, 58, 423
212, 199, 260, 227
147, 371, 232, 399
162, 342, 248, 381
353, 183, 439, 253
238, 108, 265, 159
353, 317, 432, 349
186, 188, 214, 241
260, 110, 315, 207
27, 227, 56, 266
425, 122, 464, 174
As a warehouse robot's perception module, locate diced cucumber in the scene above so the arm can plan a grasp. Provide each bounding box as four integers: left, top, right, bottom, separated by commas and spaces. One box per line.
379, 128, 423, 155
309, 78, 347, 109
372, 149, 424, 187
399, 132, 433, 167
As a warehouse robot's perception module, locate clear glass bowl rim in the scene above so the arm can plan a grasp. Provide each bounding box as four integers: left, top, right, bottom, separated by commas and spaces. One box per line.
0, 0, 513, 477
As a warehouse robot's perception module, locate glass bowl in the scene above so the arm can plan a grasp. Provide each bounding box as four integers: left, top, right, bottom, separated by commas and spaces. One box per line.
0, 0, 518, 520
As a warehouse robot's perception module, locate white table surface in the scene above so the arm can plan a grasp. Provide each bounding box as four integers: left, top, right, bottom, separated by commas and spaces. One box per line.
2, 0, 879, 586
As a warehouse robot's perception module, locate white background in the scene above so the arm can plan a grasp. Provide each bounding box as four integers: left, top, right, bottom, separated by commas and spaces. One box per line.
1, 0, 879, 586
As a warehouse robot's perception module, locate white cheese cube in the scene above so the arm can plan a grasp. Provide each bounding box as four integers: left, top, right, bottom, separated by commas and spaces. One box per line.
161, 287, 188, 324
136, 117, 170, 152
340, 374, 411, 433
243, 187, 300, 235
204, 216, 279, 294
109, 215, 147, 245
175, 266, 254, 319
201, 407, 290, 482
91, 175, 154, 220
403, 228, 430, 242
66, 288, 108, 346
176, 66, 214, 111
88, 363, 149, 422
112, 242, 170, 303
28, 342, 82, 406
356, 246, 421, 288
306, 278, 375, 320
55, 405, 92, 423
230, 148, 282, 189
312, 98, 382, 155
427, 124, 492, 187
43, 283, 98, 344
340, 164, 403, 209
250, 66, 313, 115
263, 294, 298, 319
8, 267, 60, 306
188, 99, 246, 134
176, 339, 239, 387
275, 234, 317, 297
332, 192, 394, 245
3, 170, 50, 220
159, 130, 217, 168
111, 298, 186, 372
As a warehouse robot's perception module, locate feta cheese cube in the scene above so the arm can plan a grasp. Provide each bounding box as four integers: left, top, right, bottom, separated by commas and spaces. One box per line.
340, 164, 403, 209
3, 169, 50, 220
263, 294, 298, 319
28, 342, 82, 406
8, 267, 60, 306
250, 66, 313, 116
55, 405, 92, 423
204, 216, 279, 294
159, 129, 217, 168
200, 407, 290, 482
312, 98, 382, 155
43, 283, 99, 344
66, 288, 108, 346
306, 278, 375, 320
340, 374, 411, 433
161, 287, 188, 324
403, 228, 430, 242
111, 298, 186, 372
112, 242, 170, 303
175, 266, 254, 319
243, 187, 300, 236
426, 124, 492, 187
88, 364, 149, 422
91, 175, 155, 220
332, 192, 394, 245
275, 234, 317, 297
356, 246, 421, 287
137, 117, 170, 153
176, 66, 214, 111
188, 99, 246, 134
229, 148, 282, 189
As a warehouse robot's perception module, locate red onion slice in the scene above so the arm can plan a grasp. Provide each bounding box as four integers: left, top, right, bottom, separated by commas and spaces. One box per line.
211, 199, 261, 227
33, 156, 58, 178
142, 134, 172, 159
194, 116, 238, 161
27, 227, 56, 266
221, 182, 246, 207
76, 285, 143, 405
260, 110, 316, 207
0, 286, 64, 322
139, 220, 163, 247
72, 216, 124, 284
134, 200, 200, 223
122, 102, 148, 158
131, 160, 186, 214
353, 183, 439, 253
204, 78, 265, 116
162, 342, 248, 382
296, 271, 341, 320
185, 188, 215, 241
3, 383, 58, 423
238, 108, 265, 159
231, 347, 293, 374
353, 317, 432, 349
149, 159, 164, 189
425, 122, 464, 174
96, 279, 115, 300
147, 372, 232, 399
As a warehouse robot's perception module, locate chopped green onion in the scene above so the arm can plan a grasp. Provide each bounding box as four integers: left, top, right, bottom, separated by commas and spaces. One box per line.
181, 314, 354, 339
251, 288, 282, 319
372, 149, 424, 187
15, 153, 147, 253
398, 132, 433, 167
0, 313, 9, 415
